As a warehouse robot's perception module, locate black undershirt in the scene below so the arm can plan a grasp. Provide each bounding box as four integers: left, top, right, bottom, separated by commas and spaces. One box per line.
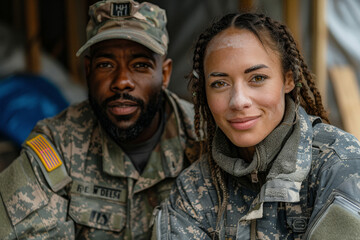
120, 107, 166, 174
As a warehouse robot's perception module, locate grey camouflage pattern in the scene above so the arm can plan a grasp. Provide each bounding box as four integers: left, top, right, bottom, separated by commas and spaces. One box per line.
0, 89, 198, 240
155, 107, 360, 239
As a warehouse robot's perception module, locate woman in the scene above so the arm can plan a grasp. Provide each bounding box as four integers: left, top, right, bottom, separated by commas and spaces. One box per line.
153, 13, 360, 239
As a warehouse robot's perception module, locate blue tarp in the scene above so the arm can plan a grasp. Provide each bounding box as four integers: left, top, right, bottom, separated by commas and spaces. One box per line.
0, 74, 69, 146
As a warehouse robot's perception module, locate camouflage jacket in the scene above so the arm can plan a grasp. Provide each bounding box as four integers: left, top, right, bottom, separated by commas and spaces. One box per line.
154, 107, 360, 240
0, 90, 198, 240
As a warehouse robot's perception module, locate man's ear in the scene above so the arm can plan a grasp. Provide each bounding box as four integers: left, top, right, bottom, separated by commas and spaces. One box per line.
84, 55, 91, 81
161, 58, 172, 89
284, 70, 295, 93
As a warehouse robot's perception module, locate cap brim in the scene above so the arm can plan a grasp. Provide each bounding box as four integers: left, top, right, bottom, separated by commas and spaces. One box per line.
76, 28, 166, 57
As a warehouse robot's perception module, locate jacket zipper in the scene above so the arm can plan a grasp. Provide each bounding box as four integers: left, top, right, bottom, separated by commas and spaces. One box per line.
250, 219, 257, 240
251, 149, 261, 184
251, 170, 259, 183
249, 148, 262, 239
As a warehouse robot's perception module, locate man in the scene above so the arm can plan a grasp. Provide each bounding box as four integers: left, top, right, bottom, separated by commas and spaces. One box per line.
0, 0, 198, 239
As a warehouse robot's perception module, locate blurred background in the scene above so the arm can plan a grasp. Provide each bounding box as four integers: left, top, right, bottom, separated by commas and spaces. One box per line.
0, 0, 360, 171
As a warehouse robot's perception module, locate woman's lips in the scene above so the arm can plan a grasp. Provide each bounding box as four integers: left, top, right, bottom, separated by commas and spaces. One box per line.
108, 101, 138, 116
228, 116, 260, 130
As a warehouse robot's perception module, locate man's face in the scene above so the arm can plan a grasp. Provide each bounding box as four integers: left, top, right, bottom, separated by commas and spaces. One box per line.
85, 39, 172, 143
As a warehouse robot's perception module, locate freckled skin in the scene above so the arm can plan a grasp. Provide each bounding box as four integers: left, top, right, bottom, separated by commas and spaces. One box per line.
204, 28, 295, 151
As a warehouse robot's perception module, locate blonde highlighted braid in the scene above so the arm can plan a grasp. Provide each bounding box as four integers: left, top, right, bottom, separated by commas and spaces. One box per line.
188, 13, 329, 235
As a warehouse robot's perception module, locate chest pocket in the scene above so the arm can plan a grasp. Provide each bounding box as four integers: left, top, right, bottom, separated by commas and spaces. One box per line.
69, 180, 127, 232
146, 178, 175, 208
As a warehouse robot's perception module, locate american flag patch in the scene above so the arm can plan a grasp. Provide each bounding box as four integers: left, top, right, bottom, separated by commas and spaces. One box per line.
26, 135, 62, 172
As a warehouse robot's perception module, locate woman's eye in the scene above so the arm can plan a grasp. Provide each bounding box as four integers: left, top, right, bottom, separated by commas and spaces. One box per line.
210, 81, 228, 88
250, 75, 267, 83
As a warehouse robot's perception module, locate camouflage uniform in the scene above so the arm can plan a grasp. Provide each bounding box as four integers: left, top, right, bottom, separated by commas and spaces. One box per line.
0, 90, 198, 240
154, 104, 360, 239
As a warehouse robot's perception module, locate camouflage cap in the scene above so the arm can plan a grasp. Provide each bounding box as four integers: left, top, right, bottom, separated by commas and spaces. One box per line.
76, 0, 168, 57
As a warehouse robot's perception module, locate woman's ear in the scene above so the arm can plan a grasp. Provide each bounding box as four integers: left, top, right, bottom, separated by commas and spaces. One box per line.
284, 71, 295, 93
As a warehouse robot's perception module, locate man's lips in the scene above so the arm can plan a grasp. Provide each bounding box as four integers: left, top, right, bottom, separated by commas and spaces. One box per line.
228, 116, 260, 130
108, 100, 139, 116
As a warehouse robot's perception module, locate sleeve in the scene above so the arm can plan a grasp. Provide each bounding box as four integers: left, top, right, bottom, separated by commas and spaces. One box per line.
305, 148, 360, 240
153, 161, 216, 240
0, 149, 75, 239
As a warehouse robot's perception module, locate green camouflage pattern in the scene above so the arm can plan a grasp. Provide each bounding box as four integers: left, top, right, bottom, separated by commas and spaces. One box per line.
77, 0, 168, 56
154, 107, 360, 239
0, 89, 198, 240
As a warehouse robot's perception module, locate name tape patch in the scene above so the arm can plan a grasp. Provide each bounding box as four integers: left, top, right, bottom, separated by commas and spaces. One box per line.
111, 2, 131, 17
72, 181, 127, 202
26, 135, 62, 172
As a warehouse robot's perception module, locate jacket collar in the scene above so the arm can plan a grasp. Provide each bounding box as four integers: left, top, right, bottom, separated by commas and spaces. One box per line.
241, 107, 316, 221
211, 96, 318, 220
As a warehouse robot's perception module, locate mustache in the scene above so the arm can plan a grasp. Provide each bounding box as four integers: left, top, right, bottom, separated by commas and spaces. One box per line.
102, 93, 144, 108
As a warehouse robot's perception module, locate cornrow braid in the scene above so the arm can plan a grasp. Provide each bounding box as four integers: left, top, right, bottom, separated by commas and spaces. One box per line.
188, 15, 235, 232
258, 15, 329, 122
187, 13, 329, 234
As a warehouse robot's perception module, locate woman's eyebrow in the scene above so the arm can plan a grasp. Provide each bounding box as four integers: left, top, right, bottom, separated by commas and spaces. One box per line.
208, 72, 229, 78
244, 64, 268, 73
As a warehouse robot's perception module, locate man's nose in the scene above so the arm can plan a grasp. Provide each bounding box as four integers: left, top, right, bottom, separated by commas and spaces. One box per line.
110, 68, 135, 92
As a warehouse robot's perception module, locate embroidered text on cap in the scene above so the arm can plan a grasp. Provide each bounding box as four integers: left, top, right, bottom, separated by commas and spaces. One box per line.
111, 2, 131, 17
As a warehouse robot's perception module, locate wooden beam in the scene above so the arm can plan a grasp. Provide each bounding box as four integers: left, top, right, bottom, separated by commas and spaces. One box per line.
25, 0, 41, 73
312, 0, 328, 106
239, 0, 254, 12
283, 0, 301, 50
329, 66, 360, 140
65, 0, 87, 85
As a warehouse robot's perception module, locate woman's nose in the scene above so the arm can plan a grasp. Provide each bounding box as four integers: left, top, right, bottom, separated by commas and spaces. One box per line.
229, 85, 252, 110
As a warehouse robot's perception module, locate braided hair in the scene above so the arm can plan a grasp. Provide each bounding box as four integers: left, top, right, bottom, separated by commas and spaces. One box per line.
188, 13, 329, 229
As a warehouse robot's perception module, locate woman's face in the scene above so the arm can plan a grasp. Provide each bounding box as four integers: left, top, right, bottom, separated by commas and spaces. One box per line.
204, 28, 294, 148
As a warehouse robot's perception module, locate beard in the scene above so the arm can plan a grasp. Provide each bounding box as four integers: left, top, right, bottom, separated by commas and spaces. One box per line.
89, 91, 163, 143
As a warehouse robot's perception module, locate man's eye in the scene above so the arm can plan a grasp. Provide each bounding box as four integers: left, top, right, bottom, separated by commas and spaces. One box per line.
210, 81, 228, 88
96, 62, 112, 68
134, 62, 151, 69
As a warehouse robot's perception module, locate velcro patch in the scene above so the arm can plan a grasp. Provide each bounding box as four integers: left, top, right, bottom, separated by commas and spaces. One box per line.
26, 135, 62, 172
111, 2, 131, 17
